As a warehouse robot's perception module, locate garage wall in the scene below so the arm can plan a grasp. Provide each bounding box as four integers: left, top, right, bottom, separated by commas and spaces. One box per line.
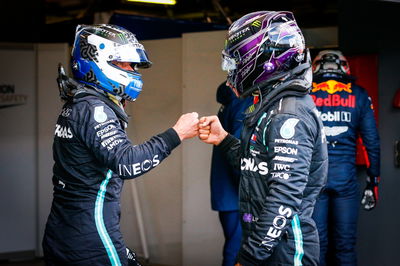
0, 45, 37, 256
120, 37, 184, 266
36, 43, 70, 255
181, 30, 226, 266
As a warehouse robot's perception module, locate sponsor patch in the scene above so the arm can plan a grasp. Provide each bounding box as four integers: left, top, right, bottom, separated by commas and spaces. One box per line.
324, 126, 349, 137
241, 158, 268, 175
280, 118, 299, 139
271, 172, 290, 180
119, 155, 160, 176
273, 156, 298, 163
274, 138, 298, 145
96, 124, 117, 137
273, 163, 291, 171
311, 94, 356, 108
249, 146, 260, 156
274, 146, 298, 155
261, 205, 292, 250
312, 80, 352, 94
318, 111, 351, 122
94, 106, 108, 123
55, 124, 73, 139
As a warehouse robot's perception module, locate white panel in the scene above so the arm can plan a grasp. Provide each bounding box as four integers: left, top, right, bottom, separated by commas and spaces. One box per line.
36, 43, 70, 256
182, 30, 227, 266
0, 46, 36, 253
120, 38, 183, 266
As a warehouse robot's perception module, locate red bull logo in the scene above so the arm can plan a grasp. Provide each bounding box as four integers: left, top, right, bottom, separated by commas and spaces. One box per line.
311, 94, 356, 108
312, 80, 352, 94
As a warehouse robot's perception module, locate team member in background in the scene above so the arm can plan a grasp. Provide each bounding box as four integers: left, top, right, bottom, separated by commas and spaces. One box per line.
310, 50, 380, 266
199, 11, 328, 265
210, 82, 252, 266
42, 24, 199, 266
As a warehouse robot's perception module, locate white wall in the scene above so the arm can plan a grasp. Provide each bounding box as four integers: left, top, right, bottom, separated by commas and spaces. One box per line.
181, 31, 227, 266
120, 37, 184, 266
36, 43, 70, 256
0, 45, 37, 255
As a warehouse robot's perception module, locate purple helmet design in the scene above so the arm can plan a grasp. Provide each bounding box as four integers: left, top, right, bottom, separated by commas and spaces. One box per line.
222, 11, 306, 97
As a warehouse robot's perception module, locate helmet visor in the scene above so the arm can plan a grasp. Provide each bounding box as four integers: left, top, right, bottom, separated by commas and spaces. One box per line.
221, 52, 237, 71
116, 43, 152, 68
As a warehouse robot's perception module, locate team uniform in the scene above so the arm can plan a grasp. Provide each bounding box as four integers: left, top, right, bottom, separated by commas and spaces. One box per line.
42, 90, 181, 265
219, 93, 328, 265
215, 10, 329, 265
310, 75, 380, 265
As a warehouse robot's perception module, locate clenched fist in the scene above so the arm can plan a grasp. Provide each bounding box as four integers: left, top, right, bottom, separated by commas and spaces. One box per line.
173, 112, 200, 141
198, 115, 228, 145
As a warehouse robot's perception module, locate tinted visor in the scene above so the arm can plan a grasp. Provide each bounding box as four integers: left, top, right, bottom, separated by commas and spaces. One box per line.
134, 49, 152, 69
117, 43, 152, 69
221, 51, 237, 71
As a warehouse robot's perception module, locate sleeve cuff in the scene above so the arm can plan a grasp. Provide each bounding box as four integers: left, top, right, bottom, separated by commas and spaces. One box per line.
158, 128, 181, 151
218, 133, 239, 153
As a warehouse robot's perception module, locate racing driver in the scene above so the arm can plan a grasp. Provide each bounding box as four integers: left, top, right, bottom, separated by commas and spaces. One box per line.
310, 50, 381, 265
199, 11, 328, 265
42, 24, 199, 265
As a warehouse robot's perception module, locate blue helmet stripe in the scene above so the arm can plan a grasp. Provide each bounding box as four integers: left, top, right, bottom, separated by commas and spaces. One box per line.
292, 214, 304, 266
94, 170, 122, 266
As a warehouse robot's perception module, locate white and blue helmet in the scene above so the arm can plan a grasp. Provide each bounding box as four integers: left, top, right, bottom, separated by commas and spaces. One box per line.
71, 24, 152, 101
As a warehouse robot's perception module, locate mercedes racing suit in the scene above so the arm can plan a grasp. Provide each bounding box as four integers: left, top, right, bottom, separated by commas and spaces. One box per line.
42, 90, 181, 265
218, 93, 328, 265
310, 76, 380, 265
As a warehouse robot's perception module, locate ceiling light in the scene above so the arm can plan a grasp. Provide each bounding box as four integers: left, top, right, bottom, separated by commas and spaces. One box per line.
126, 0, 176, 5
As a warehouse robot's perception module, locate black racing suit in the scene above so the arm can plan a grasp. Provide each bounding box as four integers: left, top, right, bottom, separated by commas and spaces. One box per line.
42, 89, 181, 265
219, 87, 328, 265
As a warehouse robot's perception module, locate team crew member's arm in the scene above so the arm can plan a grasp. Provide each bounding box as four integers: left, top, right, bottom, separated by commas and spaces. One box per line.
358, 91, 380, 178
237, 114, 316, 265
80, 102, 197, 179
358, 90, 380, 210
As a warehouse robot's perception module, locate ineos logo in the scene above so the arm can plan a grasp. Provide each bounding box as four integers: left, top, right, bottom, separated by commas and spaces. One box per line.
118, 155, 160, 177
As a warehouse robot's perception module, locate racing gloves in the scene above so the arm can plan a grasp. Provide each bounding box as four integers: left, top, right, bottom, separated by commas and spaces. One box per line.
127, 247, 142, 266
361, 176, 380, 211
